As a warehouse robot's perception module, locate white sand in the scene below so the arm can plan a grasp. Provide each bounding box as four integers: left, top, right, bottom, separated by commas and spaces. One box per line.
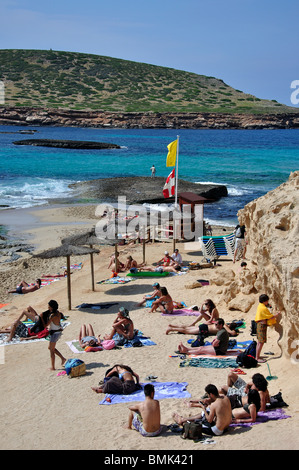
0, 204, 298, 451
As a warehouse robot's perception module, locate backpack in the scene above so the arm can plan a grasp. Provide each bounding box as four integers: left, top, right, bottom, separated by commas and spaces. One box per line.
192, 323, 209, 347
235, 226, 242, 237
181, 421, 202, 441
250, 320, 257, 336
236, 341, 257, 368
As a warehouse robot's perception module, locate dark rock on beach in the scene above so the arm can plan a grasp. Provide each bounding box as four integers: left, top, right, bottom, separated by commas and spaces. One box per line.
12, 138, 121, 150
69, 176, 228, 205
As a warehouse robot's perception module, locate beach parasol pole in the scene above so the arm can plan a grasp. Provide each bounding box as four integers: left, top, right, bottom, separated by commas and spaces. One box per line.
66, 255, 71, 310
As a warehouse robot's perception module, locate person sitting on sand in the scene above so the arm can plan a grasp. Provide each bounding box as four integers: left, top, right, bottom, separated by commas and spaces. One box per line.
219, 371, 270, 412
150, 287, 174, 314
8, 279, 42, 295
124, 383, 162, 437
103, 307, 134, 342
170, 248, 183, 267
137, 282, 162, 307
195, 299, 219, 324
107, 252, 125, 273
92, 364, 140, 394
79, 324, 102, 348
156, 251, 175, 267
0, 301, 59, 342
124, 255, 145, 272
178, 318, 229, 356
172, 383, 232, 436
166, 319, 239, 337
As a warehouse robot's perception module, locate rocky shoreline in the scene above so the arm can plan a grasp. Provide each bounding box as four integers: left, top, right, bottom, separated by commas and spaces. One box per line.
1, 106, 299, 129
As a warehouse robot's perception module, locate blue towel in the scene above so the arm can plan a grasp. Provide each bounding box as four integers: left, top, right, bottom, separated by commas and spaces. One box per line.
99, 381, 191, 405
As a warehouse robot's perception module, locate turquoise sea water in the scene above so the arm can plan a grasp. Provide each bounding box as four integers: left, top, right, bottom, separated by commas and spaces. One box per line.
0, 125, 298, 225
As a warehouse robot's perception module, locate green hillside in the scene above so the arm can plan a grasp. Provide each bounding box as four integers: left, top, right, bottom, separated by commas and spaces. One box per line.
0, 49, 296, 114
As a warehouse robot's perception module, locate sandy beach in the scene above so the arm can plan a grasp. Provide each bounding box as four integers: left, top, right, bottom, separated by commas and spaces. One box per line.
0, 202, 298, 452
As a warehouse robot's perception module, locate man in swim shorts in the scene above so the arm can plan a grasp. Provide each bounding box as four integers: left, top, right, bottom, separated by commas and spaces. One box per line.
124, 384, 162, 437
172, 384, 232, 436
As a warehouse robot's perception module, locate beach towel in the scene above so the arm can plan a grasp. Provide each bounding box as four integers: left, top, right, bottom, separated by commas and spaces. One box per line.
162, 308, 200, 317
230, 408, 291, 427
97, 276, 135, 284
0, 321, 70, 346
179, 356, 238, 368
61, 263, 82, 270
76, 302, 118, 310
0, 303, 9, 309
99, 381, 191, 405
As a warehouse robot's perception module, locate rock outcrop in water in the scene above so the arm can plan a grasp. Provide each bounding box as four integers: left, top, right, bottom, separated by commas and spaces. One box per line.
1, 107, 299, 129
69, 176, 228, 204
13, 139, 120, 149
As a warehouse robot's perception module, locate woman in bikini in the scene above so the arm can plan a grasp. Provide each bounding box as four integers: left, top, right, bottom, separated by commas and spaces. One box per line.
150, 287, 174, 314
103, 307, 134, 341
92, 364, 140, 394
46, 300, 66, 371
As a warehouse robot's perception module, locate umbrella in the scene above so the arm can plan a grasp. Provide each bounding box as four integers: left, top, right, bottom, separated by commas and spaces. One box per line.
34, 244, 100, 310
62, 230, 102, 291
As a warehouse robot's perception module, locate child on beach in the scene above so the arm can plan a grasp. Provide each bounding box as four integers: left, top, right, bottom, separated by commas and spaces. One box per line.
124, 383, 162, 437
136, 282, 162, 307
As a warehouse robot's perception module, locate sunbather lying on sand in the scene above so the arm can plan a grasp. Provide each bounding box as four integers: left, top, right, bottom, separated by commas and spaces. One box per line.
178, 319, 229, 356
79, 324, 102, 348
166, 320, 238, 336
8, 279, 41, 294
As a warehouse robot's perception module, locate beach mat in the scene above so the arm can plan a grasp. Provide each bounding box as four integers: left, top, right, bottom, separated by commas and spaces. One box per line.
126, 271, 169, 278
99, 381, 191, 405
230, 408, 291, 427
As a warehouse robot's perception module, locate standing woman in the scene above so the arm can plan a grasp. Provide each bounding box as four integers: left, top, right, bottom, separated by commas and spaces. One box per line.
46, 300, 66, 371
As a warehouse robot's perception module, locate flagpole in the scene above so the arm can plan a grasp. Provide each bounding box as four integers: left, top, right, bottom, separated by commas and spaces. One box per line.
174, 135, 179, 207
173, 135, 179, 251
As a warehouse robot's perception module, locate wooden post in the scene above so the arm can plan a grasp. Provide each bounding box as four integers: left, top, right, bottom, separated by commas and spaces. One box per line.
90, 251, 95, 291
66, 255, 71, 310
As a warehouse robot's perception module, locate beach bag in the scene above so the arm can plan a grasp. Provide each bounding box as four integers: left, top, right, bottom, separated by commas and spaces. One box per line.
236, 341, 257, 368
192, 324, 209, 347
181, 421, 202, 440
65, 358, 86, 378
102, 339, 115, 350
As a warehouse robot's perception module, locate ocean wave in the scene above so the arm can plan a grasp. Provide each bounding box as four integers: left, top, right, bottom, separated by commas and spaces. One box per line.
0, 177, 73, 209
227, 186, 253, 196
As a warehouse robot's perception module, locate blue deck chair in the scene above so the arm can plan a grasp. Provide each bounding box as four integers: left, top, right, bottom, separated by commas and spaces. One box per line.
198, 233, 235, 261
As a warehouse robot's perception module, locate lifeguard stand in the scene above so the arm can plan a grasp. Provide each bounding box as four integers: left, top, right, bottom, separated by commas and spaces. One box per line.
178, 192, 209, 240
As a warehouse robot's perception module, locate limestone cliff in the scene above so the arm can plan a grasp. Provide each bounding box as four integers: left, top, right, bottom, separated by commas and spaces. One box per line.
238, 172, 299, 358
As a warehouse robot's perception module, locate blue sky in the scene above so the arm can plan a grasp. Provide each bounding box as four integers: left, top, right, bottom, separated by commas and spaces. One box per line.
1, 0, 298, 106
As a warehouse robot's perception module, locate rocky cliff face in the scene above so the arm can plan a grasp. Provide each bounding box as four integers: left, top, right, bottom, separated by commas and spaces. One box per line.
0, 107, 299, 129
238, 172, 299, 358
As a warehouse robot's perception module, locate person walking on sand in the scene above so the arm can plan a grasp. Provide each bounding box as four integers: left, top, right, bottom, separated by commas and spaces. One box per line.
45, 300, 66, 371
124, 383, 162, 437
172, 383, 232, 436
